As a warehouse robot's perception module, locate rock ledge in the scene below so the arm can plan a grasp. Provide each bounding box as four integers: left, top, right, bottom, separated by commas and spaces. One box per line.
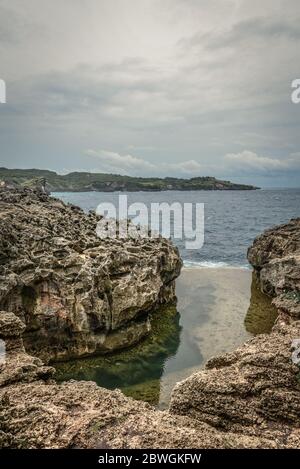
0, 188, 182, 362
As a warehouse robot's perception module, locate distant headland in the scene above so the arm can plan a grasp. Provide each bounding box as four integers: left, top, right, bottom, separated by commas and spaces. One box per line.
0, 167, 259, 192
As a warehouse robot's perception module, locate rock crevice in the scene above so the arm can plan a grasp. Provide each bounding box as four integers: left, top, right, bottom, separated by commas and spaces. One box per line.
169, 218, 300, 447
0, 195, 300, 448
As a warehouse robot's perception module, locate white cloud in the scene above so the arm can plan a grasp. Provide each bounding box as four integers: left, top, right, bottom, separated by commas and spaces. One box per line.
224, 150, 300, 173
166, 159, 204, 174
86, 149, 208, 177
86, 147, 300, 179
1, 1, 300, 186
85, 149, 156, 175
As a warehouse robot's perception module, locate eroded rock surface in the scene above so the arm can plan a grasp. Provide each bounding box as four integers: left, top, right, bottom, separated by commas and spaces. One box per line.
248, 218, 300, 318
169, 218, 300, 447
0, 311, 280, 448
0, 188, 182, 362
0, 311, 54, 389
170, 320, 300, 446
1, 205, 300, 449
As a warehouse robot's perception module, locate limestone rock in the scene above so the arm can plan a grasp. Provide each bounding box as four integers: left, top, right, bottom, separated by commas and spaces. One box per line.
0, 380, 279, 449
247, 218, 300, 318
169, 320, 300, 446
0, 311, 280, 449
1, 204, 300, 449
0, 187, 182, 361
169, 218, 300, 447
0, 311, 54, 388
247, 218, 300, 268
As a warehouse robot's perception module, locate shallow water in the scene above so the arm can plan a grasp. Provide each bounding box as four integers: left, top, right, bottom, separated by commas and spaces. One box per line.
55, 268, 277, 408
53, 189, 289, 406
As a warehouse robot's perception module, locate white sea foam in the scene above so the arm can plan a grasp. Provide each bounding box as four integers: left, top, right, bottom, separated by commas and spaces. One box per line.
183, 260, 251, 270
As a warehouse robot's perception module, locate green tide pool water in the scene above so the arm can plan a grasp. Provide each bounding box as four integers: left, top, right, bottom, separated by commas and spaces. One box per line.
55, 268, 277, 408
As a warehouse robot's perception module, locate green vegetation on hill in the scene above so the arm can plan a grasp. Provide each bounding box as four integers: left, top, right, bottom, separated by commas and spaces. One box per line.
0, 167, 259, 192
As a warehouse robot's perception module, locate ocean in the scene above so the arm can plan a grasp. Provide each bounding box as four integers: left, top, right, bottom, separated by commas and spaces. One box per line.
54, 188, 299, 407
54, 188, 300, 269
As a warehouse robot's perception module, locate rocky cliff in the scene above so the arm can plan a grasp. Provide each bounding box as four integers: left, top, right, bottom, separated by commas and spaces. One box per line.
0, 187, 182, 362
0, 310, 285, 448
247, 218, 300, 319
0, 210, 299, 448
0, 168, 259, 192
169, 218, 300, 447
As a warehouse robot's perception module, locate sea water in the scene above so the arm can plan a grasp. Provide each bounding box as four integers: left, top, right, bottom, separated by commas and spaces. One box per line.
54, 189, 299, 406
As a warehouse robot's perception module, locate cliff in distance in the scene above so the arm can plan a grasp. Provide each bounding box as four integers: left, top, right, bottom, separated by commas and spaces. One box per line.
0, 167, 259, 192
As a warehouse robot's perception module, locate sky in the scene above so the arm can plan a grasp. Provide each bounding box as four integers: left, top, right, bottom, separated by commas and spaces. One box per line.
0, 0, 300, 187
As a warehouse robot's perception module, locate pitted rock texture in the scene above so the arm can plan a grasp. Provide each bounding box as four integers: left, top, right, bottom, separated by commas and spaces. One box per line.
0, 311, 54, 388
0, 311, 282, 449
1, 207, 300, 449
0, 188, 182, 362
169, 218, 300, 448
247, 218, 300, 318
248, 218, 300, 268
170, 319, 300, 446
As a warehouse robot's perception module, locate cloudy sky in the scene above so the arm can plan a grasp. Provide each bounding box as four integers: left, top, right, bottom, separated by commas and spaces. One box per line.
0, 0, 300, 187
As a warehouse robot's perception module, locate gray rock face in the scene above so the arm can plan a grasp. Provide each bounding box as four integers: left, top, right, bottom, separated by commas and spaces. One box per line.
1, 207, 300, 449
170, 320, 300, 445
169, 218, 300, 447
0, 310, 282, 448
248, 218, 300, 318
247, 218, 300, 267
0, 188, 182, 362
0, 311, 54, 388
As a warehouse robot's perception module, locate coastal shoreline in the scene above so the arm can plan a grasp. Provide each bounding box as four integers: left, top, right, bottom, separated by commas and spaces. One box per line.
0, 168, 259, 192
54, 266, 277, 410
0, 189, 299, 448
